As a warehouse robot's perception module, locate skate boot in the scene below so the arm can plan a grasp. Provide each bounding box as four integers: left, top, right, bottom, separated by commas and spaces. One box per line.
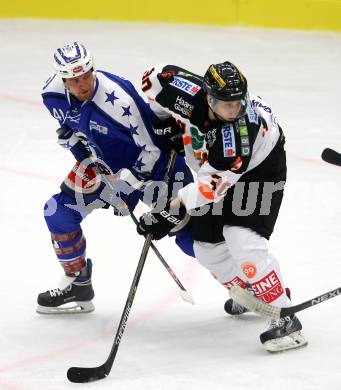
36, 259, 95, 314
224, 298, 249, 315
260, 315, 307, 352
224, 285, 257, 315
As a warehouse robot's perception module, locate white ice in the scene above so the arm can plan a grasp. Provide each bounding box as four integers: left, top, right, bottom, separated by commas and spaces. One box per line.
1, 19, 341, 390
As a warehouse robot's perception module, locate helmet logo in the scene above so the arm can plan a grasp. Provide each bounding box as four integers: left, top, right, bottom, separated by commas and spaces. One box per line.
209, 65, 226, 88
73, 65, 84, 73
59, 44, 82, 62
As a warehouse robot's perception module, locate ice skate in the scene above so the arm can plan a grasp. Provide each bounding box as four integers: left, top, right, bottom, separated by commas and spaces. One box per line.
224, 298, 249, 315
37, 259, 95, 314
224, 285, 258, 316
225, 287, 291, 316
260, 315, 307, 352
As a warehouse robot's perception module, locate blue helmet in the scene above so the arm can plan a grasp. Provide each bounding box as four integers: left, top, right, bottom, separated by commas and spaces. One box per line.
53, 42, 94, 78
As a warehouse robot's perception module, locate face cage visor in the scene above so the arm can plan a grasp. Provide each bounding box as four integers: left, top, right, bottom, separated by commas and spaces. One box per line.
207, 92, 250, 121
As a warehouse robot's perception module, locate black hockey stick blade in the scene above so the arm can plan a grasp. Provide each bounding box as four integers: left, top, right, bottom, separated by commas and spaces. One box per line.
67, 364, 107, 383
321, 148, 341, 166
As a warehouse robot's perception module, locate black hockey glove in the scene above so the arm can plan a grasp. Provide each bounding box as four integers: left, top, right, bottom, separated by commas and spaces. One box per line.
137, 198, 187, 240
153, 117, 185, 156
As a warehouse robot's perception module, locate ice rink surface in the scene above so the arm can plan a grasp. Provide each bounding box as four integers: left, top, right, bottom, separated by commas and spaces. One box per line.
1, 19, 341, 389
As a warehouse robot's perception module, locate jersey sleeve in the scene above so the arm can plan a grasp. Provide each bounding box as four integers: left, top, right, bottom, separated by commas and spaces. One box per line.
41, 75, 88, 160
122, 93, 161, 178
41, 74, 68, 127
141, 64, 207, 174
141, 64, 171, 120
246, 95, 282, 172
141, 64, 201, 122
178, 160, 243, 209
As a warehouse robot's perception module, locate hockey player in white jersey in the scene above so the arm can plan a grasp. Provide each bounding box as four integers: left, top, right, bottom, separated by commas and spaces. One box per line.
37, 43, 194, 314
136, 62, 307, 352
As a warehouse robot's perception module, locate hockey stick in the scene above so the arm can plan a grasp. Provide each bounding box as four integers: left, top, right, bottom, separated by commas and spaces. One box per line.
67, 234, 152, 383
229, 284, 341, 319
321, 148, 341, 167
129, 213, 194, 305
99, 153, 194, 305
67, 151, 177, 383
63, 132, 193, 303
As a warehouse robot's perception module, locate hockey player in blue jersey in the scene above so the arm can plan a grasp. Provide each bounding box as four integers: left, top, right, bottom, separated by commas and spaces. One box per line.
36, 42, 194, 314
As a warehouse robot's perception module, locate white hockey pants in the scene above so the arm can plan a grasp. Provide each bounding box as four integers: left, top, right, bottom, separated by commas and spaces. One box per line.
193, 225, 291, 307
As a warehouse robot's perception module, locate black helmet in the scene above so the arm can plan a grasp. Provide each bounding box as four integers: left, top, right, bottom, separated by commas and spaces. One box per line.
203, 61, 248, 101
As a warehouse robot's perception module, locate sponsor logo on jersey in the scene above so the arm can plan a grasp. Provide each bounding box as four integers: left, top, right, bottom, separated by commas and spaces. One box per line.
154, 126, 172, 136
239, 125, 248, 137
246, 106, 259, 124
89, 120, 108, 135
170, 76, 201, 96
205, 128, 217, 147
242, 262, 257, 279
241, 146, 250, 156
174, 95, 194, 117
190, 127, 205, 150
221, 124, 236, 157
252, 99, 272, 113
241, 136, 249, 145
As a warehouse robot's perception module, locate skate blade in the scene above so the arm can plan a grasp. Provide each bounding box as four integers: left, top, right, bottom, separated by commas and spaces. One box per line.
36, 301, 95, 314
263, 331, 308, 353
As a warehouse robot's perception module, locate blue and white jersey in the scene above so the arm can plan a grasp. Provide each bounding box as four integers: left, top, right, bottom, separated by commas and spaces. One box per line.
41, 70, 162, 181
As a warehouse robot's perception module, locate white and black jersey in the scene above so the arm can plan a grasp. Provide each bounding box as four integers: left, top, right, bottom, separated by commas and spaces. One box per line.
142, 64, 286, 242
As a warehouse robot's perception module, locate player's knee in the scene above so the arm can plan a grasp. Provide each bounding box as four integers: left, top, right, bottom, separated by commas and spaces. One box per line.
43, 196, 59, 221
